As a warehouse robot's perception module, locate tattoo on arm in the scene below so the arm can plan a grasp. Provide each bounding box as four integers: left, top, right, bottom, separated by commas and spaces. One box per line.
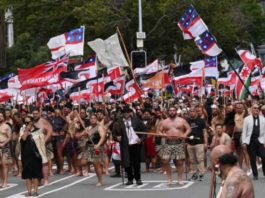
226, 180, 239, 198
225, 171, 251, 198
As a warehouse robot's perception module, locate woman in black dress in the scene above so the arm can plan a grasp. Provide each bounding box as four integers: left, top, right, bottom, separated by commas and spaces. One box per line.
20, 116, 43, 197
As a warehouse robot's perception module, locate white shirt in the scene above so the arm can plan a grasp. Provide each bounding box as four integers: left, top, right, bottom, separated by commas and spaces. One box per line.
124, 119, 140, 145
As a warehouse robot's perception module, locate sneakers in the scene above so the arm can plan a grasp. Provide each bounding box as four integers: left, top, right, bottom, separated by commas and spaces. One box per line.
189, 173, 198, 181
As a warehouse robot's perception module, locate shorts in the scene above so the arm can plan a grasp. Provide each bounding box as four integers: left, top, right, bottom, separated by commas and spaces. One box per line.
233, 132, 242, 149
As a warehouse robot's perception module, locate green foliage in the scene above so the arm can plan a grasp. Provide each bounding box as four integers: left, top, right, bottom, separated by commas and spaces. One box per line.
1, 0, 264, 72
6, 32, 49, 72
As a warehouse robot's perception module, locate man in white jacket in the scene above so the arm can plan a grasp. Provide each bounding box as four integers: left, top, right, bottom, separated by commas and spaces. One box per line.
242, 103, 265, 180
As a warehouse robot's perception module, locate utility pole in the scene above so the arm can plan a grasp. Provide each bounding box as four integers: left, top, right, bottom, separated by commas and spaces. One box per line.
0, 9, 6, 69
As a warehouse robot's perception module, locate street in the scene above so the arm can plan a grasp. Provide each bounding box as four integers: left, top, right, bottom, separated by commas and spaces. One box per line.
1, 164, 265, 198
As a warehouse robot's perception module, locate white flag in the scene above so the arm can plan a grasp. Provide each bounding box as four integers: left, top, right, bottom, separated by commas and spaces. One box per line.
47, 27, 84, 59
87, 33, 129, 67
134, 59, 161, 75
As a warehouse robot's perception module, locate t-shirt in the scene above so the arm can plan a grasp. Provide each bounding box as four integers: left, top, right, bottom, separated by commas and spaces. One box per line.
49, 116, 66, 133
187, 117, 206, 145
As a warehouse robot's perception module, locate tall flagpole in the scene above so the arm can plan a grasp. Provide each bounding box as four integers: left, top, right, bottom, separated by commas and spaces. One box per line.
201, 66, 205, 104
116, 27, 136, 82
95, 55, 100, 102
81, 25, 85, 62
116, 26, 143, 102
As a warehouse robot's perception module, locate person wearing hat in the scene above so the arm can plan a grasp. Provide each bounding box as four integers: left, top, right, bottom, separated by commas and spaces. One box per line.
112, 107, 147, 185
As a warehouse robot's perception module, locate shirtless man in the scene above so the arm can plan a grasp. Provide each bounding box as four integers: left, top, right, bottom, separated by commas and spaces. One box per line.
158, 106, 191, 185
0, 112, 12, 188
32, 109, 52, 186
210, 145, 254, 198
210, 124, 231, 149
233, 102, 250, 174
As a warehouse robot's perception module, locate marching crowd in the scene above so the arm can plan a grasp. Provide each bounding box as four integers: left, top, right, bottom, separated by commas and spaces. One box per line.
0, 95, 264, 197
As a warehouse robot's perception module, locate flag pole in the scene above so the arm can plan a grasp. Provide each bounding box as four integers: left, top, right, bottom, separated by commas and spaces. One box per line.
116, 27, 137, 82
224, 52, 252, 98
95, 56, 100, 103
81, 25, 85, 62
161, 63, 165, 103
15, 92, 18, 107
116, 27, 143, 102
78, 87, 81, 113
201, 66, 205, 104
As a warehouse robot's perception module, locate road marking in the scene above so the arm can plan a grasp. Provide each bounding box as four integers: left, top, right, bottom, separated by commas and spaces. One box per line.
104, 180, 194, 191
38, 174, 96, 197
153, 183, 169, 188
6, 175, 75, 198
0, 184, 18, 191
124, 184, 149, 189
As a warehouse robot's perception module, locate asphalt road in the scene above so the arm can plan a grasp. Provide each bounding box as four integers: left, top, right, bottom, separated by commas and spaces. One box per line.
1, 163, 265, 198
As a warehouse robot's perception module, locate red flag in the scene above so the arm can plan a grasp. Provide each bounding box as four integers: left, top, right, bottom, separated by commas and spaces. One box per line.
0, 89, 13, 102
105, 75, 125, 95
173, 68, 203, 87
123, 79, 143, 103
18, 56, 68, 90
107, 66, 122, 81
163, 70, 171, 85
237, 50, 263, 70
217, 71, 237, 87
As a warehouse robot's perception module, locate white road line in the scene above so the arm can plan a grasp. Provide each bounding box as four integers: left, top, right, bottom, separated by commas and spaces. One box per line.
0, 184, 18, 191
6, 166, 113, 198
104, 180, 194, 191
38, 174, 96, 197
124, 184, 149, 189
6, 175, 75, 198
38, 166, 114, 197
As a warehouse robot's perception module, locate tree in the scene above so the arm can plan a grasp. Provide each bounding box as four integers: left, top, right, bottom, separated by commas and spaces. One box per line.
0, 0, 264, 72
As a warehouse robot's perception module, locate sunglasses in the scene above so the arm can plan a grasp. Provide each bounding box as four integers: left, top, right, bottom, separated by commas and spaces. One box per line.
25, 121, 31, 125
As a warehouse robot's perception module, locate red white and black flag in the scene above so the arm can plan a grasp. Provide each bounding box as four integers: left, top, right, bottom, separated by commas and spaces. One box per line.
18, 55, 68, 90
68, 77, 104, 101
122, 79, 143, 103
104, 75, 125, 95
60, 68, 97, 83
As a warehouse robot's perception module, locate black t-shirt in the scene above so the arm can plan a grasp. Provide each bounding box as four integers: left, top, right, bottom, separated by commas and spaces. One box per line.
49, 116, 66, 133
187, 117, 206, 145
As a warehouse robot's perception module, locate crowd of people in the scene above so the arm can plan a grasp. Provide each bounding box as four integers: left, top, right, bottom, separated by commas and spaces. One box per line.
0, 95, 264, 197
